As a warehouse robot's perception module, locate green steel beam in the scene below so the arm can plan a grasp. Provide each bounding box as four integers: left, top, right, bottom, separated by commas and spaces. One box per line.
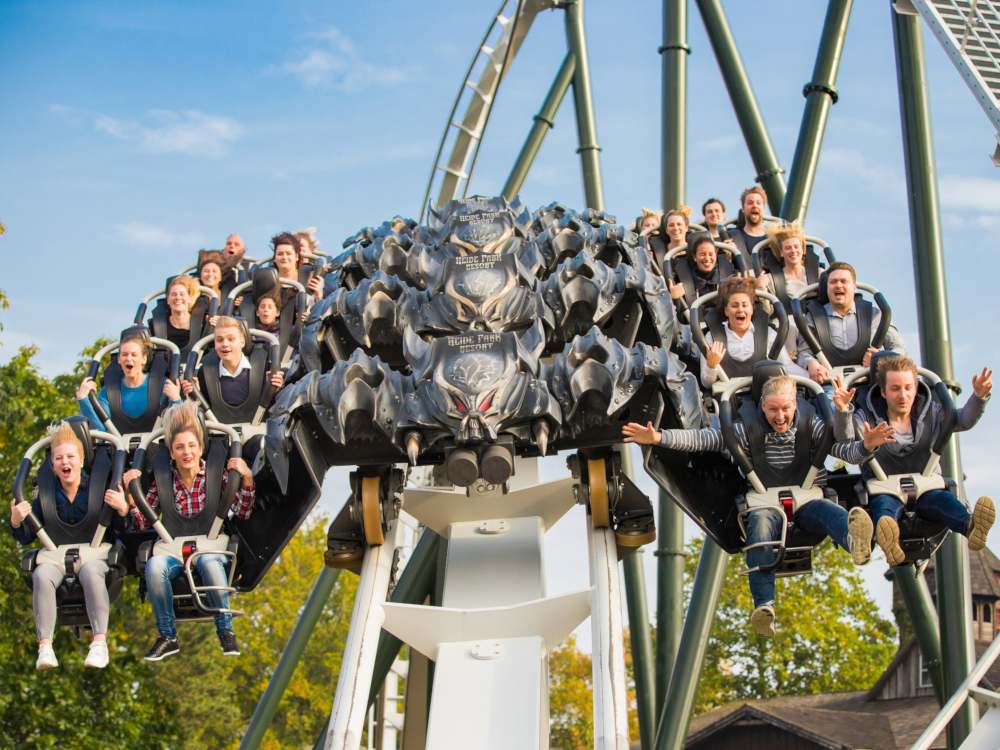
502, 52, 576, 201
366, 528, 442, 708
654, 539, 728, 750
894, 565, 945, 703
241, 566, 341, 750
891, 6, 977, 746
781, 0, 853, 222
695, 0, 786, 213
564, 0, 604, 210
656, 0, 689, 722
660, 0, 688, 209
624, 549, 656, 750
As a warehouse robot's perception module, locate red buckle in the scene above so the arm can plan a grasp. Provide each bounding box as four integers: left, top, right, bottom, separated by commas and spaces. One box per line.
181, 541, 197, 564
781, 497, 795, 523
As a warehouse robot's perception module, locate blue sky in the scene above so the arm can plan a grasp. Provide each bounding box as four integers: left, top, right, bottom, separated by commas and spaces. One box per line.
3, 1, 999, 636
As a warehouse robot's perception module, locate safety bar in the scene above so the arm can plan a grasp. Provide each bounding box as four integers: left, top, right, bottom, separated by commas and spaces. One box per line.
665, 239, 749, 274
739, 507, 788, 575
12, 429, 128, 552
790, 281, 892, 374
183, 548, 243, 617
222, 277, 307, 316
128, 421, 242, 545
689, 289, 788, 381
717, 375, 827, 495
86, 336, 181, 438
844, 366, 954, 480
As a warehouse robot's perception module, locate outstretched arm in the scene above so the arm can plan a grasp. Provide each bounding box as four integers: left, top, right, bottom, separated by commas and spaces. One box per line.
622, 421, 727, 453
956, 367, 992, 431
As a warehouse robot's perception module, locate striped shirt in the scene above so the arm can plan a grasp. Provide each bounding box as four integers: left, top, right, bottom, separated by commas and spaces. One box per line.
131, 460, 255, 530
658, 415, 869, 484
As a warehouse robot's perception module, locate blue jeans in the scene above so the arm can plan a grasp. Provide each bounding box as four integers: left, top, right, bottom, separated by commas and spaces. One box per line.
745, 499, 849, 607
869, 489, 969, 535
145, 553, 233, 638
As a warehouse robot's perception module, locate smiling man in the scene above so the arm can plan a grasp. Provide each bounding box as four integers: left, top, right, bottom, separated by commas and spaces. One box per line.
623, 373, 892, 637
728, 186, 769, 256
797, 261, 906, 384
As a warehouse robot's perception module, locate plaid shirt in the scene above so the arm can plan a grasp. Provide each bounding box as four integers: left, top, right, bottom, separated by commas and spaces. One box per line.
131, 460, 254, 530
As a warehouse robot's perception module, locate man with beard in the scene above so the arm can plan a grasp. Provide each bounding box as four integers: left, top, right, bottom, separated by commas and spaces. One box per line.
728, 186, 769, 256
797, 262, 906, 385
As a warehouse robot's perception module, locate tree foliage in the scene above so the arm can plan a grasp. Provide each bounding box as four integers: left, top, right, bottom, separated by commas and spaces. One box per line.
687, 537, 898, 714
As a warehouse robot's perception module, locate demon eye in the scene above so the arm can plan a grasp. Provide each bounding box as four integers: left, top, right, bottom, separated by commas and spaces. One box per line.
452, 395, 467, 413
478, 392, 494, 411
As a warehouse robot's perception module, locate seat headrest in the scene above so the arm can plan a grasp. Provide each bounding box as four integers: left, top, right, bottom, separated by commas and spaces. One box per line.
252, 267, 280, 302
816, 269, 831, 304
65, 415, 95, 466
751, 359, 787, 404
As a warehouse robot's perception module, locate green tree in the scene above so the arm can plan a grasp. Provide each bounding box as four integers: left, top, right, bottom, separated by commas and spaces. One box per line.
687, 537, 898, 714
0, 343, 179, 749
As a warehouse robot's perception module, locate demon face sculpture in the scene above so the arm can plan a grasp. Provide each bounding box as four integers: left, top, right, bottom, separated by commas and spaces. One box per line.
270, 195, 699, 485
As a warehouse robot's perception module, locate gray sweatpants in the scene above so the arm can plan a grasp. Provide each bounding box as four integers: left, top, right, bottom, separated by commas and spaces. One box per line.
32, 560, 110, 640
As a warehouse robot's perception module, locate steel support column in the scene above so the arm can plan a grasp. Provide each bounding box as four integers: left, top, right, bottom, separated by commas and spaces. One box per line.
241, 567, 341, 750
624, 548, 656, 750
657, 0, 689, 723
564, 0, 604, 210
502, 52, 576, 201
654, 539, 727, 750
781, 0, 853, 222
367, 529, 442, 708
695, 0, 786, 212
892, 6, 977, 746
895, 565, 945, 703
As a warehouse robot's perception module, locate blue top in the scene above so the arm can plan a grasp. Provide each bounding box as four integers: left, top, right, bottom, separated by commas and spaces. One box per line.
9, 470, 122, 545
77, 377, 179, 431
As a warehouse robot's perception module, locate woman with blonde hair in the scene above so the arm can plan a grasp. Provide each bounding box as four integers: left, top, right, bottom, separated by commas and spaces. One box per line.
10, 422, 130, 669
118, 400, 255, 660
160, 274, 201, 351
764, 222, 810, 304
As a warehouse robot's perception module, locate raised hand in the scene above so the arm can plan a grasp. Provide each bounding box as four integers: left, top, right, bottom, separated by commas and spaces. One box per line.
706, 341, 726, 370
832, 376, 856, 412
667, 278, 685, 300
103, 486, 129, 516
862, 346, 879, 367
9, 499, 33, 528
862, 420, 896, 452
76, 377, 97, 401
307, 275, 323, 300
227, 457, 255, 488
270, 371, 285, 389
622, 421, 661, 446
162, 378, 181, 402
808, 359, 830, 385
181, 379, 194, 398
972, 367, 993, 399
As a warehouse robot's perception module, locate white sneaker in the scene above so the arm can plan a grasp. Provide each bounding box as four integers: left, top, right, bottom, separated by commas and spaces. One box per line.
36, 644, 58, 670
85, 640, 109, 669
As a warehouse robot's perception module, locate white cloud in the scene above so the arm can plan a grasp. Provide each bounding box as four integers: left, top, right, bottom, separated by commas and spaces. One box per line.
115, 222, 205, 249
822, 147, 905, 198
94, 110, 242, 158
281, 25, 410, 91
938, 175, 1000, 213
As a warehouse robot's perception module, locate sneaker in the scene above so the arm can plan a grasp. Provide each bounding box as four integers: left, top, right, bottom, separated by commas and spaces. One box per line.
84, 640, 109, 669
848, 507, 873, 565
750, 604, 776, 638
36, 644, 58, 670
144, 636, 179, 662
218, 630, 240, 656
876, 517, 906, 566
968, 496, 995, 552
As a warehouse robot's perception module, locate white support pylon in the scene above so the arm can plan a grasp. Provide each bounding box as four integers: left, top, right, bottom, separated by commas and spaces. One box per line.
324, 520, 402, 750
587, 523, 630, 750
